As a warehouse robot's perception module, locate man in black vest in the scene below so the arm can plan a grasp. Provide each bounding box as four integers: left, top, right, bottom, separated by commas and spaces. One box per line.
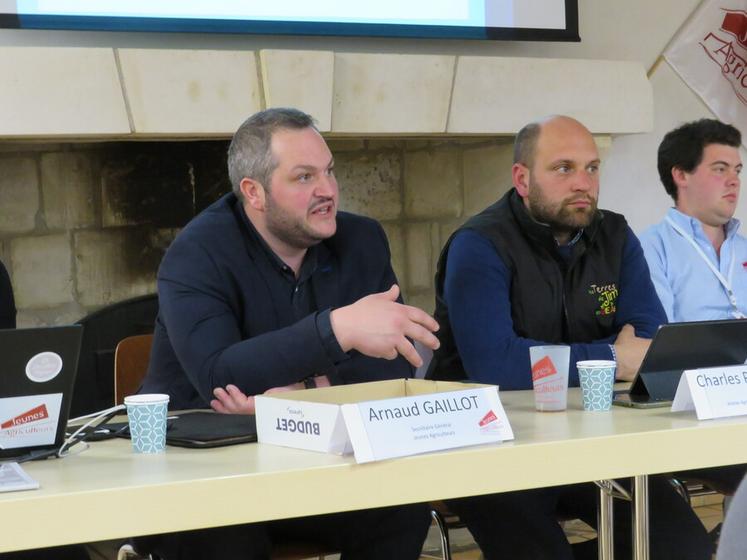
430, 116, 712, 559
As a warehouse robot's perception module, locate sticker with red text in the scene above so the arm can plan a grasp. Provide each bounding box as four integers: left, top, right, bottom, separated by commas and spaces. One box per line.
0, 394, 62, 449
532, 356, 557, 381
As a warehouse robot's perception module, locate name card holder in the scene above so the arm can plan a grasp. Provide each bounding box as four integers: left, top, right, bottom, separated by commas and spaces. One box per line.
672, 364, 747, 420
341, 386, 513, 463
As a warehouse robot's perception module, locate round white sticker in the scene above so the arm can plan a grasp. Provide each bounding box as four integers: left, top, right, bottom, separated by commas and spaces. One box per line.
25, 352, 63, 383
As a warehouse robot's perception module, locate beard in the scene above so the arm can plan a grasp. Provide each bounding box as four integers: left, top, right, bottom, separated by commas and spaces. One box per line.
527, 181, 598, 237
264, 193, 336, 250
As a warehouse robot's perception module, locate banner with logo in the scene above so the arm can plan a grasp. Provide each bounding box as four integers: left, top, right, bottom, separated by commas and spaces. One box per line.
664, 0, 747, 144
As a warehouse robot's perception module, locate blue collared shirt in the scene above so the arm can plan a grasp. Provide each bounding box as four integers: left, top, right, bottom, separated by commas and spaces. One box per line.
639, 207, 747, 322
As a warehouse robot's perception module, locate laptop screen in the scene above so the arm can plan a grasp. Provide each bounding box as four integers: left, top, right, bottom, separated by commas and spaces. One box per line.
0, 325, 83, 460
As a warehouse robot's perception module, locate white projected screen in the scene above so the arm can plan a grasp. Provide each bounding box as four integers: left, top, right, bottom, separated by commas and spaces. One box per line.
0, 0, 579, 41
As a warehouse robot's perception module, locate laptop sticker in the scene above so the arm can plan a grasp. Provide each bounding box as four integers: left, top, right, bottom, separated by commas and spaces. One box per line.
0, 394, 62, 449
25, 352, 63, 383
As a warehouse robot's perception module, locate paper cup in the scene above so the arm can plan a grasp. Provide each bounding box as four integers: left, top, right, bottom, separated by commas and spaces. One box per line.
529, 345, 570, 412
124, 393, 169, 453
577, 360, 616, 411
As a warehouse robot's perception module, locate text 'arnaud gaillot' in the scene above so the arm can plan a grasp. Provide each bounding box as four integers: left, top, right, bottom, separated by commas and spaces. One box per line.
368, 395, 480, 421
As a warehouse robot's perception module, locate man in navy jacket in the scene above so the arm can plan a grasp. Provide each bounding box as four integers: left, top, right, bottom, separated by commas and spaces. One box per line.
138, 108, 439, 560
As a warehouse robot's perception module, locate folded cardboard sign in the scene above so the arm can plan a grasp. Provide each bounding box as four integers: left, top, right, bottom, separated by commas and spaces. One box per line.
255, 379, 513, 463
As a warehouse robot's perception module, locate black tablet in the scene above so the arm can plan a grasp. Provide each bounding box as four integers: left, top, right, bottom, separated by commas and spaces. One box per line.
613, 319, 747, 407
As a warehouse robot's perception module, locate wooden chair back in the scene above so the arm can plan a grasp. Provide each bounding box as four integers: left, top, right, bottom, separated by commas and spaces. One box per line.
114, 334, 154, 405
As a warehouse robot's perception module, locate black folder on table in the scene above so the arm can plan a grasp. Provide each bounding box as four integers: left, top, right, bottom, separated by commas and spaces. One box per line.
165, 410, 257, 448
96, 410, 257, 448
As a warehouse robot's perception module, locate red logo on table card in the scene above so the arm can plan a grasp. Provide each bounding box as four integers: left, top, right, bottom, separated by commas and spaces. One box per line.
479, 410, 497, 427
532, 356, 557, 381
1, 404, 49, 429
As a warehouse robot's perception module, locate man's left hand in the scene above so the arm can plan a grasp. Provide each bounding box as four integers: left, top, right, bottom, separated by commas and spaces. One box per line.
211, 384, 257, 415
211, 376, 331, 414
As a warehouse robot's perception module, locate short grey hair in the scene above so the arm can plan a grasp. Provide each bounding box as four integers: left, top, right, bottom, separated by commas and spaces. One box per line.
227, 108, 318, 198
513, 122, 542, 168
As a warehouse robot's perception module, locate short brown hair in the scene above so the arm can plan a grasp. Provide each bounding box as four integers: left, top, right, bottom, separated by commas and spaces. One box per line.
227, 108, 318, 197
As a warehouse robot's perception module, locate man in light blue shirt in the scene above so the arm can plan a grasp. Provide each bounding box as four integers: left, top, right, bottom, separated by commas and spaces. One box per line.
640, 119, 746, 323
640, 118, 745, 497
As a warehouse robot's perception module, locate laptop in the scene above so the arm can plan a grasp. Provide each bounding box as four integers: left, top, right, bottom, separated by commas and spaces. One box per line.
613, 319, 747, 408
0, 325, 83, 460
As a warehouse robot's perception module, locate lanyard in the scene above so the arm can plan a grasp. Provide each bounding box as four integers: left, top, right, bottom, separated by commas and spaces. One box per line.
666, 217, 745, 319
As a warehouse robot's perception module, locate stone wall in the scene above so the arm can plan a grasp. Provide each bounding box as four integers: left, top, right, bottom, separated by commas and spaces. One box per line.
0, 137, 514, 326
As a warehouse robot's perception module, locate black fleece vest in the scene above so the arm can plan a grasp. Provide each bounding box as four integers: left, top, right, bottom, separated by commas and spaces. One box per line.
431, 189, 628, 381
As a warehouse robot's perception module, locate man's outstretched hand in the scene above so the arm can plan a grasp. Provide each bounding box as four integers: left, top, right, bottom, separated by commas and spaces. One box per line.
330, 285, 439, 368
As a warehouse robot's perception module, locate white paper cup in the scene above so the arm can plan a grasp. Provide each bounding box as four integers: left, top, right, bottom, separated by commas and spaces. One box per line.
529, 345, 570, 412
576, 360, 616, 411
124, 393, 170, 453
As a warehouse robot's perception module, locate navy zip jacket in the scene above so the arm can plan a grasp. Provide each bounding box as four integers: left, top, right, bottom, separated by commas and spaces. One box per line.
143, 193, 412, 410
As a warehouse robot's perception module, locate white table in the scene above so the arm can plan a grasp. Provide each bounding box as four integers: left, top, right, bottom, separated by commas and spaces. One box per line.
1, 389, 745, 556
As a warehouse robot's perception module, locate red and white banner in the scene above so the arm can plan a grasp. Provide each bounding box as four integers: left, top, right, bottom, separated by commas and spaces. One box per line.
665, 0, 747, 144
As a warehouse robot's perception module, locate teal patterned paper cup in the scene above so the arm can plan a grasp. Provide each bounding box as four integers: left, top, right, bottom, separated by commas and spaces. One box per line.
124, 394, 169, 453
576, 361, 616, 411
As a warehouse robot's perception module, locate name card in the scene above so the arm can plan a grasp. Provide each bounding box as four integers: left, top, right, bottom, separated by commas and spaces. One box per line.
341, 386, 513, 463
255, 397, 352, 455
672, 365, 747, 420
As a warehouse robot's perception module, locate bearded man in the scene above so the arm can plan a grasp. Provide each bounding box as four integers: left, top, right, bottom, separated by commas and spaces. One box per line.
429, 115, 712, 559
433, 115, 659, 387
138, 107, 438, 560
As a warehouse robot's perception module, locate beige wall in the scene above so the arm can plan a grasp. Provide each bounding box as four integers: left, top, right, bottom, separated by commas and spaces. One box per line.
3, 0, 740, 232
603, 62, 747, 233
2, 0, 745, 324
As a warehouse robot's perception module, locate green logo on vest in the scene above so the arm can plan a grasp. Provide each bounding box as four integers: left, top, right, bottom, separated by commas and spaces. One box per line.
588, 283, 618, 316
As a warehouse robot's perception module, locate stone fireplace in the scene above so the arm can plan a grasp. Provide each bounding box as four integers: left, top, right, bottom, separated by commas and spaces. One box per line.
0, 135, 519, 326
0, 48, 653, 326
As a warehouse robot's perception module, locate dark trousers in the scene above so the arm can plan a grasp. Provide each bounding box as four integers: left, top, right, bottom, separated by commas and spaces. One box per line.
446, 475, 713, 560
133, 503, 431, 560
675, 464, 747, 496
0, 546, 89, 560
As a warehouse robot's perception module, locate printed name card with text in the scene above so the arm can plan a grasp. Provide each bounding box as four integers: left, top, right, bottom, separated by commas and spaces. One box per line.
341, 386, 513, 463
672, 365, 747, 420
